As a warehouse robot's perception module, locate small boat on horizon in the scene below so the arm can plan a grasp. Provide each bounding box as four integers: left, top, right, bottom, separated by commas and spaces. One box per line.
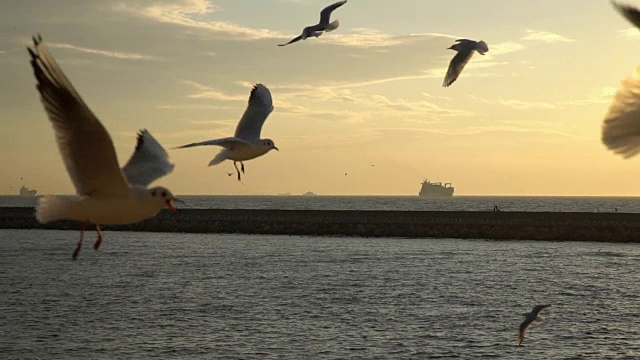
19, 185, 37, 197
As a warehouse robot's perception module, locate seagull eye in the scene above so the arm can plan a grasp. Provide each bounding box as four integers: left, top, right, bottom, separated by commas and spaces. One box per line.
161, 192, 167, 198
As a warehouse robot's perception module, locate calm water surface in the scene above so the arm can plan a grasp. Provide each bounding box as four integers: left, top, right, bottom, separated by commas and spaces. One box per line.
1, 230, 639, 359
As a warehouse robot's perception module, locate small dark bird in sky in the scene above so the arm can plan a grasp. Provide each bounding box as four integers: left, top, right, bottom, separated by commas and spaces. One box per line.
225, 172, 234, 177
443, 39, 489, 87
278, 0, 348, 47
518, 304, 551, 346
344, 172, 348, 176
371, 164, 375, 167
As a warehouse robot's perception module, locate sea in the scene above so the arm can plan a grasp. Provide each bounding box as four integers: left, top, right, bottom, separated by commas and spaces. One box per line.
0, 194, 639, 212
1, 195, 639, 359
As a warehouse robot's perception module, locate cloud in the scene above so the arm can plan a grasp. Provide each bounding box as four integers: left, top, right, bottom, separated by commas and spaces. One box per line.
522, 30, 574, 43
321, 30, 458, 48
487, 41, 526, 56
471, 96, 560, 110
115, 0, 285, 40
49, 42, 161, 60
618, 28, 640, 39
183, 80, 248, 101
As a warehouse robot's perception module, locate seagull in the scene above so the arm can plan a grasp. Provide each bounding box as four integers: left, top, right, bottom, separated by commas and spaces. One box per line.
27, 34, 178, 260
225, 172, 234, 177
443, 39, 489, 87
518, 304, 551, 346
278, 0, 348, 47
602, 2, 640, 158
175, 84, 278, 182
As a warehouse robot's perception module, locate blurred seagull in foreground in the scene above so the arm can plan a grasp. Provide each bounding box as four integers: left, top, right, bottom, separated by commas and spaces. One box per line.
27, 34, 178, 260
602, 2, 640, 158
175, 84, 278, 182
518, 304, 551, 346
278, 0, 348, 46
443, 39, 489, 87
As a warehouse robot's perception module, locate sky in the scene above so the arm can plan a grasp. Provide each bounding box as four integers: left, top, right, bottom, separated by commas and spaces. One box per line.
2, 0, 640, 196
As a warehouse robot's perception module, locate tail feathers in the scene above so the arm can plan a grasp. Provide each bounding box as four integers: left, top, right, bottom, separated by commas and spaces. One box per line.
36, 196, 74, 223
325, 19, 340, 32
208, 151, 228, 167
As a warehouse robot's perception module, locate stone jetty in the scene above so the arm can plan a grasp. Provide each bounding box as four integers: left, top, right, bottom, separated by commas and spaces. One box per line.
1, 207, 640, 242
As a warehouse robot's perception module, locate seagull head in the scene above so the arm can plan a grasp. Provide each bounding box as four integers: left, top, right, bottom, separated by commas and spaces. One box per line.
148, 186, 179, 212
262, 139, 279, 152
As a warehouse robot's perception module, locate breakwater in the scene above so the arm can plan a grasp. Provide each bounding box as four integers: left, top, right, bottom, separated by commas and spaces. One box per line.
1, 207, 640, 242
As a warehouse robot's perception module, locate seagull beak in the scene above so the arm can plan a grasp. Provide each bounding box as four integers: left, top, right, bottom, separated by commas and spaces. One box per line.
273, 146, 279, 151
165, 199, 177, 212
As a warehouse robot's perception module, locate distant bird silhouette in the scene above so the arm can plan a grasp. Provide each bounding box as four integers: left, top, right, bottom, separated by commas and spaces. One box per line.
174, 84, 278, 182
278, 0, 347, 47
225, 172, 233, 177
344, 172, 348, 176
518, 304, 550, 346
602, 2, 640, 158
443, 39, 489, 87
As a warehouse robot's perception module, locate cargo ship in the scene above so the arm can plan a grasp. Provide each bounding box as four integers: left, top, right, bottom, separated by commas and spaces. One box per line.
419, 179, 454, 197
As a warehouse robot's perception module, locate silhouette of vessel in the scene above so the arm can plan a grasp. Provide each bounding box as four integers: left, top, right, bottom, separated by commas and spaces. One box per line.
19, 185, 37, 197
419, 179, 454, 197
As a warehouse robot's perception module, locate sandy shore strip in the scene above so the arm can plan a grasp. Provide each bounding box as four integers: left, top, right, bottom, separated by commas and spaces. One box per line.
1, 207, 639, 242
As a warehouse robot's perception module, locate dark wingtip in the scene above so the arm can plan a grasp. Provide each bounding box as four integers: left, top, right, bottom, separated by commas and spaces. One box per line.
134, 129, 147, 152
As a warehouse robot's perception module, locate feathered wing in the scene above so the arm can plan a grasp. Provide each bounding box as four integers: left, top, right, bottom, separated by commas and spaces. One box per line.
122, 130, 175, 188
27, 34, 130, 198
602, 67, 640, 158
174, 137, 252, 150
518, 318, 533, 346
319, 0, 347, 26
234, 84, 274, 141
443, 49, 474, 87
613, 1, 640, 29
278, 34, 303, 47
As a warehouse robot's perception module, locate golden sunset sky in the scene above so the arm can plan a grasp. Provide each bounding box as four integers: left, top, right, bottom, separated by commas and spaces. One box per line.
2, 0, 640, 196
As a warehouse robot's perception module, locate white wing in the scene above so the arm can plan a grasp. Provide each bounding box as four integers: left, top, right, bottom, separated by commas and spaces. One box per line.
234, 84, 274, 142
602, 67, 640, 158
174, 136, 253, 150
122, 130, 175, 188
28, 34, 130, 198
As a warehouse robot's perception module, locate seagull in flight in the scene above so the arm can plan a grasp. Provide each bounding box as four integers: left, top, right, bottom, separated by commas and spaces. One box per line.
278, 0, 348, 47
518, 304, 550, 346
443, 39, 489, 87
28, 34, 178, 260
225, 172, 234, 177
175, 84, 278, 182
602, 2, 640, 158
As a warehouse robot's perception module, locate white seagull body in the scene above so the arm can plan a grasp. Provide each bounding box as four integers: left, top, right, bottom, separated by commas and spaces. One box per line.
518, 304, 550, 346
278, 0, 348, 46
602, 2, 640, 158
175, 84, 278, 181
443, 39, 489, 87
28, 34, 178, 260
